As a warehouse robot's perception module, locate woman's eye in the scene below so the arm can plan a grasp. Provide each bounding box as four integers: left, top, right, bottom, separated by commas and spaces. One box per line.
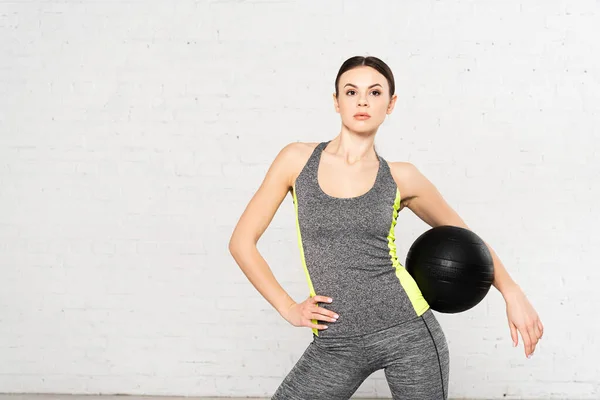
346, 90, 381, 96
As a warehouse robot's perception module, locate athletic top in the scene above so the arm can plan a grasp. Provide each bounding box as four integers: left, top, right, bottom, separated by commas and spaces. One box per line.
292, 141, 430, 338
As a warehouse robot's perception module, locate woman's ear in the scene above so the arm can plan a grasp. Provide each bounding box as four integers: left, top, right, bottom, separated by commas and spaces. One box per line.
387, 94, 398, 114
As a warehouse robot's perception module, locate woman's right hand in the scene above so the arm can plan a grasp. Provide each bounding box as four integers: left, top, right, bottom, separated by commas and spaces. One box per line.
282, 295, 339, 331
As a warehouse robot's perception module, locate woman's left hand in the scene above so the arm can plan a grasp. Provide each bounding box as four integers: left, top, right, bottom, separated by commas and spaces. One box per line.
504, 286, 544, 358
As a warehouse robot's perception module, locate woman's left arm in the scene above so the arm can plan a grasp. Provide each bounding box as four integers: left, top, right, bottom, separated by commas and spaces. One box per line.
391, 162, 544, 359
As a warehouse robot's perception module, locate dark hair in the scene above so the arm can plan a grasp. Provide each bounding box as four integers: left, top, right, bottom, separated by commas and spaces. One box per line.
334, 56, 395, 99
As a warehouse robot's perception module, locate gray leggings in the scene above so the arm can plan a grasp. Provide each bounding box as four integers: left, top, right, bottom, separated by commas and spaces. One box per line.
272, 309, 449, 400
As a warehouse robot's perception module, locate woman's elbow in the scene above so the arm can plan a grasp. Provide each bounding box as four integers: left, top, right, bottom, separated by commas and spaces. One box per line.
228, 235, 242, 256
228, 232, 256, 257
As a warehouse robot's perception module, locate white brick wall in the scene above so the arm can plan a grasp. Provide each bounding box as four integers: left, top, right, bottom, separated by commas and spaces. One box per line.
1, 0, 598, 398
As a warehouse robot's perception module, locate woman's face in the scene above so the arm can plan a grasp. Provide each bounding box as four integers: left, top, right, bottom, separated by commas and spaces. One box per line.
333, 66, 397, 132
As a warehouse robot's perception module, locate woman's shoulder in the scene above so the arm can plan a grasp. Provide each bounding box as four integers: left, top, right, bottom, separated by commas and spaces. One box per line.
387, 160, 421, 204
271, 141, 321, 189
387, 160, 417, 175
277, 141, 320, 166
281, 141, 320, 155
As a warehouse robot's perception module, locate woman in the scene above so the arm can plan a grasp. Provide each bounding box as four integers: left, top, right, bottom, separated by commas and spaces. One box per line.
228, 55, 544, 400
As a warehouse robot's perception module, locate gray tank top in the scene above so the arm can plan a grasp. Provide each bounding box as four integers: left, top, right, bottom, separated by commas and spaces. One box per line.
292, 141, 430, 338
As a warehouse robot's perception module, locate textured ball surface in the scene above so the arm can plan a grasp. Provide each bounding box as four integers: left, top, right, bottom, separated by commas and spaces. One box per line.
405, 225, 494, 313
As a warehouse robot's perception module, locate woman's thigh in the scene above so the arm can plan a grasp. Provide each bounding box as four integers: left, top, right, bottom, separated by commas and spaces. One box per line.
272, 337, 371, 400
383, 311, 450, 399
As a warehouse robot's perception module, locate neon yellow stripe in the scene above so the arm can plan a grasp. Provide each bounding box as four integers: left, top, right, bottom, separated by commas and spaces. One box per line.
388, 187, 430, 316
293, 182, 319, 336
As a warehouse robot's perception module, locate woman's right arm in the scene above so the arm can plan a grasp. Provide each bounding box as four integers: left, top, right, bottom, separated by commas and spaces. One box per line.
228, 142, 338, 331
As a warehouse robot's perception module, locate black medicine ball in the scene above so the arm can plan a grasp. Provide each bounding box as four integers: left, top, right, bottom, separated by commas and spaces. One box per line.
405, 225, 494, 313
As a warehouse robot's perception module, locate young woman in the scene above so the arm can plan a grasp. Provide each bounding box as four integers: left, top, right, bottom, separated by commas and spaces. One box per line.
228, 55, 544, 400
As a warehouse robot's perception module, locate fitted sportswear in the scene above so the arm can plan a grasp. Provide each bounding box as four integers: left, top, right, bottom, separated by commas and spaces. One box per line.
291, 140, 430, 338
272, 141, 450, 399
